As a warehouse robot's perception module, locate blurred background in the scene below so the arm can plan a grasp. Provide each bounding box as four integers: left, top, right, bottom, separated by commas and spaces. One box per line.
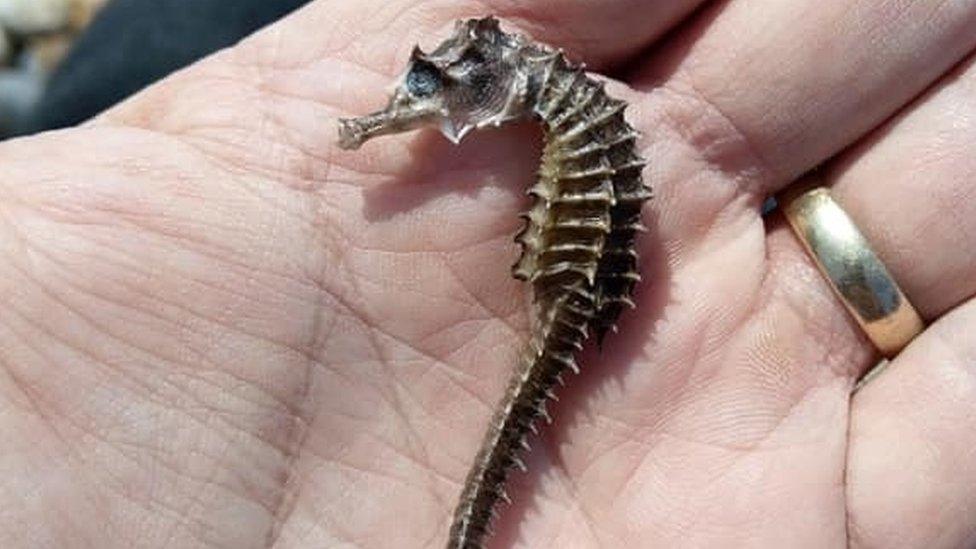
0, 0, 312, 139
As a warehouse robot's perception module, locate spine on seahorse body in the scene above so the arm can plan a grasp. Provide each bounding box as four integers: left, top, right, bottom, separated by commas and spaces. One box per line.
447, 50, 649, 549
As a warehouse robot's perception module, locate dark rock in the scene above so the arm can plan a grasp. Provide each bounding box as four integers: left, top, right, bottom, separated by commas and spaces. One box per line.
17, 0, 312, 136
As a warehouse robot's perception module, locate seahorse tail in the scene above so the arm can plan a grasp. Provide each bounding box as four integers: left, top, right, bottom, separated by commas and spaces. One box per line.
447, 296, 591, 548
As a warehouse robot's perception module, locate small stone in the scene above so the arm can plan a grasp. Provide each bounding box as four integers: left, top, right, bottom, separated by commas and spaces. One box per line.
0, 26, 10, 66
0, 0, 71, 35
25, 32, 73, 72
0, 66, 45, 136
68, 0, 107, 31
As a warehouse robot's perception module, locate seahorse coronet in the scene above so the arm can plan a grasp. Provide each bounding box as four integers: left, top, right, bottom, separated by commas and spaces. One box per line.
337, 15, 650, 549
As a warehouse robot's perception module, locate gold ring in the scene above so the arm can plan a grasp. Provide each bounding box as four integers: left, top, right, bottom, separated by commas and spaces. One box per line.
782, 187, 924, 357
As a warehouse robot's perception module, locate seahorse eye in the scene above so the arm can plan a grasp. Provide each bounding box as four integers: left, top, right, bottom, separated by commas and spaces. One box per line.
406, 61, 443, 98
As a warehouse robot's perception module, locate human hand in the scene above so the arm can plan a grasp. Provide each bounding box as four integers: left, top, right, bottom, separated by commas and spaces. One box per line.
1, 1, 975, 547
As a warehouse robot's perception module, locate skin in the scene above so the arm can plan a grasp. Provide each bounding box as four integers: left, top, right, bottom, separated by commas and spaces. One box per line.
0, 0, 975, 547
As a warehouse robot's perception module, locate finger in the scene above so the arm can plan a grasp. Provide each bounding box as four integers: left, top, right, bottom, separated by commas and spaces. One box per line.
826, 53, 976, 320
846, 299, 976, 549
685, 45, 976, 549
712, 51, 976, 472
630, 0, 976, 197
563, 28, 976, 547
767, 49, 976, 378
799, 52, 976, 548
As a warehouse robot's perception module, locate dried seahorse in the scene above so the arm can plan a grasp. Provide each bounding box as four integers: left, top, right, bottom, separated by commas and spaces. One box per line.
338, 16, 650, 548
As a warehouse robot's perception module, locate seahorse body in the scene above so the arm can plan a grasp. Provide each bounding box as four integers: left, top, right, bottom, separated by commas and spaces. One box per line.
336, 17, 650, 549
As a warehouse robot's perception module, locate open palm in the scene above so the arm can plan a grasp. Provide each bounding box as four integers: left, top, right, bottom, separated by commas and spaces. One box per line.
2, 1, 976, 547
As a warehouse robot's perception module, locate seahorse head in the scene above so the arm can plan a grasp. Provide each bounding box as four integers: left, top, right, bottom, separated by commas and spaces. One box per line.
338, 16, 531, 150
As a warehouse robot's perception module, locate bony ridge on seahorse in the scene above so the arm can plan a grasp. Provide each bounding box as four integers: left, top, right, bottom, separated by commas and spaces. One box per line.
338, 16, 650, 549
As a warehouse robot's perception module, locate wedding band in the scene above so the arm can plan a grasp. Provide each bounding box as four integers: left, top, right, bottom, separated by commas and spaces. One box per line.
783, 187, 924, 357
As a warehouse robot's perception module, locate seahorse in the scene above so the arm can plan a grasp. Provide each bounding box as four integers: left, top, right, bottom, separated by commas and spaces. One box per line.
338, 16, 650, 549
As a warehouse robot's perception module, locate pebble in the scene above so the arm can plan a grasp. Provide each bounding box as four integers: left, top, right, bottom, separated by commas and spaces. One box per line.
27, 32, 73, 72
69, 0, 107, 31
0, 0, 71, 35
0, 0, 106, 138
0, 60, 45, 135
0, 27, 9, 65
